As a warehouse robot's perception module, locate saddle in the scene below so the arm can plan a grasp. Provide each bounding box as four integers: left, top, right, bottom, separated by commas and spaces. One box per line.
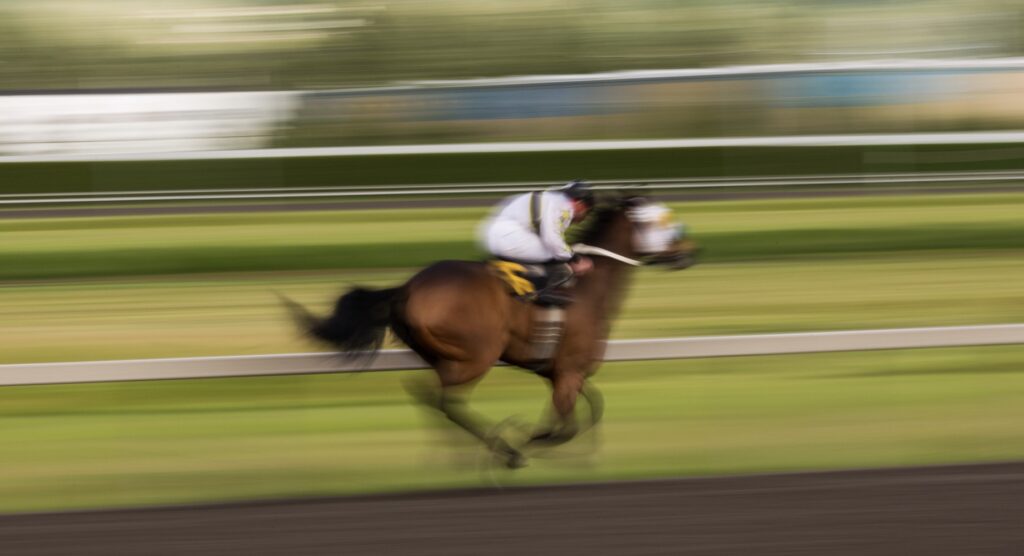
487, 259, 574, 306
488, 259, 572, 367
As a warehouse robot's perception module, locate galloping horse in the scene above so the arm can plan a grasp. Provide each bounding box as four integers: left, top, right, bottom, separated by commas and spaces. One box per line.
285, 193, 697, 468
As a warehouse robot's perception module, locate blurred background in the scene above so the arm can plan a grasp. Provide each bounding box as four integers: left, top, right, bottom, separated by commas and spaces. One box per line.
3, 0, 1024, 156
1, 0, 1023, 524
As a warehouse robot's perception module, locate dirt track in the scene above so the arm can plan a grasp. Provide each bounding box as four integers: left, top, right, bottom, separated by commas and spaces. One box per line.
1, 461, 1021, 555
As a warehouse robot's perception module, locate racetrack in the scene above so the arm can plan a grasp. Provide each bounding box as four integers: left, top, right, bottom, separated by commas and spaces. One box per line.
2, 461, 1021, 555
3, 182, 1023, 220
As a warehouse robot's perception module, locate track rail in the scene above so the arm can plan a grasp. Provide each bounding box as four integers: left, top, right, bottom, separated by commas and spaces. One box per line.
2, 324, 1022, 386
3, 130, 1024, 164
2, 170, 1024, 205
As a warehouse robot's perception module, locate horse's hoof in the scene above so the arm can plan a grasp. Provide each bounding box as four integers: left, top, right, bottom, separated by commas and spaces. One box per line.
505, 452, 528, 469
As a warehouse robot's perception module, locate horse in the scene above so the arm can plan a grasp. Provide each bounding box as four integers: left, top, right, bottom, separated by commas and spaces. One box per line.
284, 193, 698, 468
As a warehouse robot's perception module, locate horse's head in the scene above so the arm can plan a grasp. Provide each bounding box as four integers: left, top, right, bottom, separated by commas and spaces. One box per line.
572, 193, 699, 270
621, 194, 699, 270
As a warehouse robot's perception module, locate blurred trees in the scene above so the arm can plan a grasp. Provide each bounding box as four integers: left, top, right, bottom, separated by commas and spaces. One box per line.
1, 0, 1022, 91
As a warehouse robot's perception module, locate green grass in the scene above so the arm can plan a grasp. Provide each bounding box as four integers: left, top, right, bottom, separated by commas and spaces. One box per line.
1, 189, 1022, 513
1, 345, 1022, 513
3, 192, 1023, 280
2, 254, 1022, 364
5, 143, 1024, 194
2, 192, 1022, 363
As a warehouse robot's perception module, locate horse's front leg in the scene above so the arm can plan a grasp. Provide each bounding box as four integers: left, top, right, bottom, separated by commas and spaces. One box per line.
529, 371, 584, 447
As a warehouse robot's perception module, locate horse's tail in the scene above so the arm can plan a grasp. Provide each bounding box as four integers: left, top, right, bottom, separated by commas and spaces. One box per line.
278, 287, 401, 359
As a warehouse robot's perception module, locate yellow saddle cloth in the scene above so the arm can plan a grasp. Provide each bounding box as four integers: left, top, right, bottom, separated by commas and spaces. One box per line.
488, 260, 537, 297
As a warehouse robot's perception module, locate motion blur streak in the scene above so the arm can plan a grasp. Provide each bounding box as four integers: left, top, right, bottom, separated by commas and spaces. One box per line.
2, 3, 1023, 555
3, 1, 1024, 156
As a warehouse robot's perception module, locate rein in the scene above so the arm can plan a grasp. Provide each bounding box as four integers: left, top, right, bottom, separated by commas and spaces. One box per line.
572, 244, 643, 266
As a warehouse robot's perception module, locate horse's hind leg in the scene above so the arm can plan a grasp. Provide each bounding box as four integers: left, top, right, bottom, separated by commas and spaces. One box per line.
438, 389, 526, 469
414, 358, 527, 469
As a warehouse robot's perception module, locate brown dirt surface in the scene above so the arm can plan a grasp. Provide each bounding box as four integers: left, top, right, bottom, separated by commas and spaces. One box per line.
2, 461, 1022, 555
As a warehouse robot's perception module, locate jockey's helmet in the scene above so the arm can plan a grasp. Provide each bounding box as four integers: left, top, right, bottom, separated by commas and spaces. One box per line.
562, 180, 595, 208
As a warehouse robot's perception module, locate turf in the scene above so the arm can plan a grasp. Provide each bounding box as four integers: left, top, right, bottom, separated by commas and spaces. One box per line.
1, 189, 1022, 513
4, 143, 1024, 194
2, 192, 1023, 280
1, 346, 1022, 513
1, 255, 1022, 364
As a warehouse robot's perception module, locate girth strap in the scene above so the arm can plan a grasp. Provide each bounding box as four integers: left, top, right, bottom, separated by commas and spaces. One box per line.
531, 306, 565, 363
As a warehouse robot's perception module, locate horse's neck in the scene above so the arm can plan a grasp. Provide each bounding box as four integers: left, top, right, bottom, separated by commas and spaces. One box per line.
579, 254, 633, 317
576, 213, 636, 322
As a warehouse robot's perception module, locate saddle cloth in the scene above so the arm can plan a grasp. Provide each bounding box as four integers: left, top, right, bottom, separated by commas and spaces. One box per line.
488, 260, 546, 298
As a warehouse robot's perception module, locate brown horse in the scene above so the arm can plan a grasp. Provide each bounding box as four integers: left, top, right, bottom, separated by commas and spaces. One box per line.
286, 194, 697, 468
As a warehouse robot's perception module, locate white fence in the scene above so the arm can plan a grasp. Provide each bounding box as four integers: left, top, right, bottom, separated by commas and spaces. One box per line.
4, 130, 1024, 164
3, 169, 1024, 206
2, 324, 1022, 386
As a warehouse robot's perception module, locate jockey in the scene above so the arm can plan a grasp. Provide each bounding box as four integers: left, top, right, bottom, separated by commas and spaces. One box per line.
480, 180, 596, 304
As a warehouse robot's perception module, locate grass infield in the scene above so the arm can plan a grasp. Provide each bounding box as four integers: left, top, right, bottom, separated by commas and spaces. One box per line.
0, 190, 1021, 512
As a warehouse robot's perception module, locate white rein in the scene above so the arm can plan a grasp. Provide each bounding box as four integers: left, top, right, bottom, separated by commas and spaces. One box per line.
571, 244, 643, 266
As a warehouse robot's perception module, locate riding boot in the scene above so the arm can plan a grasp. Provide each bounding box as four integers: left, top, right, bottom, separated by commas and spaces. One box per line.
535, 262, 574, 306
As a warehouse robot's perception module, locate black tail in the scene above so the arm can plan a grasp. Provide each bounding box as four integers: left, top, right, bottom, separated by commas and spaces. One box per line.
278, 287, 401, 359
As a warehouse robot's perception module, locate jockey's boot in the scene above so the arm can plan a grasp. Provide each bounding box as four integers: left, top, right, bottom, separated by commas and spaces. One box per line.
535, 262, 574, 306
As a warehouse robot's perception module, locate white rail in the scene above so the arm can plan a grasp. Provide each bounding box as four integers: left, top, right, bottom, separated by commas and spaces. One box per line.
1, 324, 1022, 386
2, 170, 1023, 206
3, 130, 1024, 164
403, 58, 1024, 88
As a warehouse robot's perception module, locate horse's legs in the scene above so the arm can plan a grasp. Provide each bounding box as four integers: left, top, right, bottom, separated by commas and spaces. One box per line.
411, 358, 527, 469
437, 388, 526, 469
529, 371, 585, 447
579, 380, 604, 431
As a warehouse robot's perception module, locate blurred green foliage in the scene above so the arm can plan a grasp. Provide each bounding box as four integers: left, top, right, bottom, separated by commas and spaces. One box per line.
2, 0, 1023, 90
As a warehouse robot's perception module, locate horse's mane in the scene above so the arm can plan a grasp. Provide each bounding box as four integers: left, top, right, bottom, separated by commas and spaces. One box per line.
570, 200, 626, 246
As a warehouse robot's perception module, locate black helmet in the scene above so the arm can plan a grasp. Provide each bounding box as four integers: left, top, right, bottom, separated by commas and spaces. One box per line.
562, 180, 595, 207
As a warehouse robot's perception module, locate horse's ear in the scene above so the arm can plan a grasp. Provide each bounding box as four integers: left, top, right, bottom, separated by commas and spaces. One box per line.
615, 184, 650, 208
591, 191, 616, 210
